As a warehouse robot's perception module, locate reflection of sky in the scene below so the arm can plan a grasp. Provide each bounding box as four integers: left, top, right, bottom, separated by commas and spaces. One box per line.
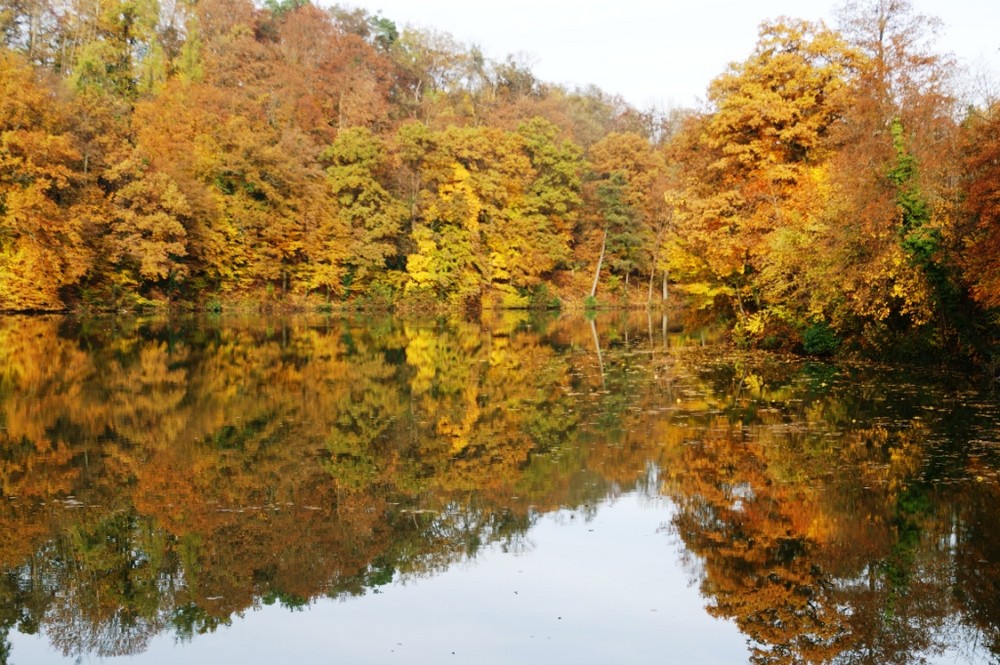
10, 494, 749, 664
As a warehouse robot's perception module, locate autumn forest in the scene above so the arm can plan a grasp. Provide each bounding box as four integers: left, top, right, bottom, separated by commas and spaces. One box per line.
1, 0, 1000, 361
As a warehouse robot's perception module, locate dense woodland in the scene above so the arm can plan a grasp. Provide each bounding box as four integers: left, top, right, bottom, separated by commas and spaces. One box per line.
1, 0, 999, 360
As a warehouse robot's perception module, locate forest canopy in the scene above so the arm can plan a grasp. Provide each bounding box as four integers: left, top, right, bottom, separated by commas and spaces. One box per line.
0, 0, 998, 360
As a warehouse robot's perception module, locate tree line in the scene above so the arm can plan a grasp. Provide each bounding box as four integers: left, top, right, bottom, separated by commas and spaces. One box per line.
1, 0, 998, 359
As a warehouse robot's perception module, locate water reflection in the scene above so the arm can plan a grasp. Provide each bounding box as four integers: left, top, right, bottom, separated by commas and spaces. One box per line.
0, 312, 999, 663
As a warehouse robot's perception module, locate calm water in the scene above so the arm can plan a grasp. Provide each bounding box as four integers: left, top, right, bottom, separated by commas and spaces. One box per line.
1, 312, 999, 664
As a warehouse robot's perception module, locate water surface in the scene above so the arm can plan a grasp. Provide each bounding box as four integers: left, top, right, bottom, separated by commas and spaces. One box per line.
1, 312, 999, 664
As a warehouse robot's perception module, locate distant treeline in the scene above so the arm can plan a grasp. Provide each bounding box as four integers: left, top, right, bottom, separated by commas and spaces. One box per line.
1, 0, 998, 360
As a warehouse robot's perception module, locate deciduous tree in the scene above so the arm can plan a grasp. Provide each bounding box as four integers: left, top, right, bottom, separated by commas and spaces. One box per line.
0, 51, 94, 310
319, 126, 405, 298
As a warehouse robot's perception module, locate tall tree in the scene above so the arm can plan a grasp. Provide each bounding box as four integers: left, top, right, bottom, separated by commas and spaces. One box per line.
959, 104, 1000, 311
105, 147, 191, 296
826, 0, 961, 351
586, 131, 665, 300
318, 126, 405, 298
0, 50, 95, 310
403, 123, 538, 308
275, 4, 391, 138
668, 19, 854, 338
0, 0, 57, 65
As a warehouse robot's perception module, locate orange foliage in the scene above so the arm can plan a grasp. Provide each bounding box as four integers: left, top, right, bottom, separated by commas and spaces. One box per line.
960, 105, 1000, 309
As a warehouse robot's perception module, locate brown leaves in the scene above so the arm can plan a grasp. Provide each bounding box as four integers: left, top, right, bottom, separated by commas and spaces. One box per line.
959, 105, 1000, 309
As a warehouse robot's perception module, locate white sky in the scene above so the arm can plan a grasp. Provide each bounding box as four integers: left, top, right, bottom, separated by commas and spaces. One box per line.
339, 0, 1000, 109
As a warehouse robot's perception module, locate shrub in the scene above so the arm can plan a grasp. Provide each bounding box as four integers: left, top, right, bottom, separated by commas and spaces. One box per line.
802, 320, 840, 356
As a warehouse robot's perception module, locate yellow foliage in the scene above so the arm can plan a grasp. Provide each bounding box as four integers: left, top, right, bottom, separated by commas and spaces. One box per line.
743, 311, 768, 336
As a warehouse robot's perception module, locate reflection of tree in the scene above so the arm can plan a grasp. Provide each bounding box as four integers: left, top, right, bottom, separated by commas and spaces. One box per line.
953, 480, 1000, 658
667, 421, 852, 664
3, 512, 174, 659
660, 352, 1000, 664
0, 314, 602, 658
2, 315, 1000, 663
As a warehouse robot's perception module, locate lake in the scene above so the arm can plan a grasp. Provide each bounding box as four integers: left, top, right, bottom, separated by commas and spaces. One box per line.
1, 311, 999, 664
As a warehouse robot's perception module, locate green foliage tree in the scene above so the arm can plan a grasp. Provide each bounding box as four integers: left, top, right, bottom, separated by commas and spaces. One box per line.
516, 116, 584, 273
320, 126, 406, 298
594, 171, 642, 294
585, 131, 666, 303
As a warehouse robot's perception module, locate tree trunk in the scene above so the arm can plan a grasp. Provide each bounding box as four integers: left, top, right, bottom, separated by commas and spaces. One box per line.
647, 263, 655, 308
647, 235, 661, 308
